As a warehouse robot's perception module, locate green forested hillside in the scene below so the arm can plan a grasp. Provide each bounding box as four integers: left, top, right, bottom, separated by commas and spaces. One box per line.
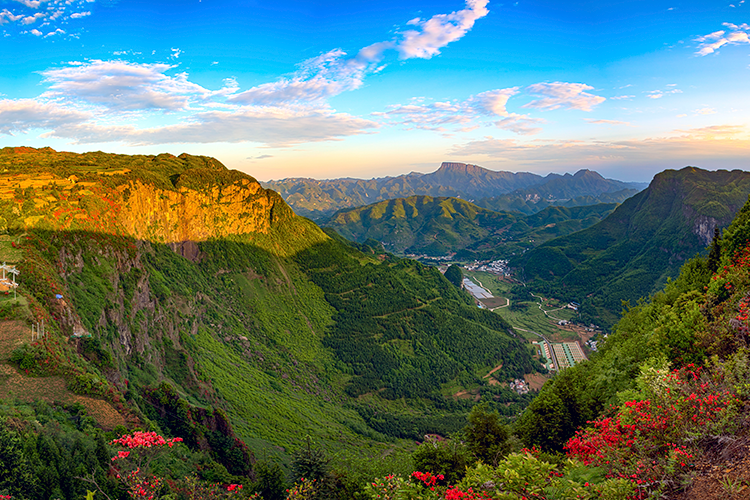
325, 195, 616, 258
516, 167, 750, 325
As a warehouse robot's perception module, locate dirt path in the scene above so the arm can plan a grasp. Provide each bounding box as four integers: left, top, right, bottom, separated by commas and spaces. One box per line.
0, 320, 125, 429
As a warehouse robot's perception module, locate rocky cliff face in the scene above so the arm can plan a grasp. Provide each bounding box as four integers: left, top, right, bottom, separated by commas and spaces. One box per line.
0, 147, 324, 256
116, 179, 292, 243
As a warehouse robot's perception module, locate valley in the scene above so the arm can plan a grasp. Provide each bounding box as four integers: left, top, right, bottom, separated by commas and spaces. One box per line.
1, 147, 749, 500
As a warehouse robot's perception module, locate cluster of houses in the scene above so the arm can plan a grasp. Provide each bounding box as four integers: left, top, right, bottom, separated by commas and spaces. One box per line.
509, 378, 530, 395
463, 259, 510, 275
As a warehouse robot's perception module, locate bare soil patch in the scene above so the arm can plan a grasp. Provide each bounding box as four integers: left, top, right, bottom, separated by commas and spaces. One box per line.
480, 297, 508, 309
0, 320, 125, 429
524, 373, 548, 391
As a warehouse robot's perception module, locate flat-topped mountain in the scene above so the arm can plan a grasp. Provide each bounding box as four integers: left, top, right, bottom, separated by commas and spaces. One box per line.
263, 162, 646, 219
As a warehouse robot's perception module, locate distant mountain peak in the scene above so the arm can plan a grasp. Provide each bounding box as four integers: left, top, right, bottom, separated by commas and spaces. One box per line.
437, 162, 486, 173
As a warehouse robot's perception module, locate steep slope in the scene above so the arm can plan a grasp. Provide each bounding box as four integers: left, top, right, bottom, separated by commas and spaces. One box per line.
263, 162, 643, 219
325, 195, 616, 258
516, 167, 750, 325
509, 194, 750, 499
0, 147, 537, 469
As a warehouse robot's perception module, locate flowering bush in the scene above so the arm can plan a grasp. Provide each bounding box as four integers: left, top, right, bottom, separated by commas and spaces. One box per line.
107, 432, 184, 500
170, 474, 252, 500
285, 477, 320, 499
564, 363, 740, 497
361, 453, 634, 500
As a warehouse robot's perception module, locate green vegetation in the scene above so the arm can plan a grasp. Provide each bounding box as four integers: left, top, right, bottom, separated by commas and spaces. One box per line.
444, 264, 463, 287
326, 195, 616, 258
516, 167, 750, 326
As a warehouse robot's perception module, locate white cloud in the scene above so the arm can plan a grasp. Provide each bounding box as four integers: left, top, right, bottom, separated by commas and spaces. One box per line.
523, 82, 606, 111
230, 0, 488, 106
29, 28, 42, 36
0, 98, 89, 134
45, 105, 378, 147
395, 0, 489, 59
646, 88, 682, 99
170, 48, 182, 59
0, 9, 26, 23
696, 23, 750, 55
610, 95, 635, 100
0, 0, 95, 35
375, 87, 544, 135
694, 107, 717, 115
449, 125, 750, 168
13, 0, 44, 8
42, 60, 221, 111
494, 114, 544, 135
585, 119, 631, 126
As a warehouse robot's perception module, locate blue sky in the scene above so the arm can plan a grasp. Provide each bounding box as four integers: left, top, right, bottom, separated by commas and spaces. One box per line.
0, 0, 748, 182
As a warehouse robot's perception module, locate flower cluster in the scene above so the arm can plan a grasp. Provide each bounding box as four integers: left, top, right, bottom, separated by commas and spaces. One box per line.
412, 471, 445, 489
564, 364, 739, 495
444, 486, 493, 499
111, 431, 183, 449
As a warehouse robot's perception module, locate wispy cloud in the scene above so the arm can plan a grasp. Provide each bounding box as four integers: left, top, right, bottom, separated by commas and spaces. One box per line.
695, 23, 750, 55
374, 87, 544, 135
449, 125, 750, 174
0, 98, 90, 134
44, 106, 378, 147
229, 0, 489, 106
585, 119, 631, 126
645, 88, 682, 99
41, 60, 222, 111
523, 82, 606, 111
396, 0, 489, 59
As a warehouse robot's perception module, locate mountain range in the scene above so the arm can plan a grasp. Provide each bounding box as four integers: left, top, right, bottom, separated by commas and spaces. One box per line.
262, 163, 646, 219
2, 147, 750, 499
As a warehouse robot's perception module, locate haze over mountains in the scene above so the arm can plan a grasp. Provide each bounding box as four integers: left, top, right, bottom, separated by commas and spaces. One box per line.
263, 163, 647, 219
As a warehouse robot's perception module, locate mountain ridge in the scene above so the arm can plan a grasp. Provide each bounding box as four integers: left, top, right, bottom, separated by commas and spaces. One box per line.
263, 162, 646, 219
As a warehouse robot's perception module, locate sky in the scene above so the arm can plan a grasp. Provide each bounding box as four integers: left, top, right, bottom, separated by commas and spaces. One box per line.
0, 0, 748, 182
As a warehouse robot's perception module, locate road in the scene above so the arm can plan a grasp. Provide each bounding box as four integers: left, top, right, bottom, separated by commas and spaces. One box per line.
514, 326, 559, 371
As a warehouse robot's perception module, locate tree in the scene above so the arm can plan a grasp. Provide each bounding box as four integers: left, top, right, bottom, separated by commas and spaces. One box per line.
445, 265, 463, 287
0, 425, 34, 498
252, 459, 286, 500
291, 436, 330, 483
707, 227, 721, 274
464, 403, 511, 466
412, 439, 469, 484
514, 390, 571, 452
